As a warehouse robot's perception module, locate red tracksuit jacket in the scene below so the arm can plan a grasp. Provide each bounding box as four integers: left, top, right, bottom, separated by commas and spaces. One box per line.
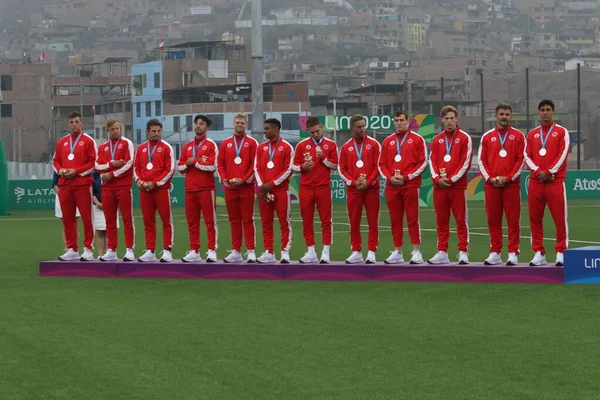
477, 127, 526, 187
254, 138, 294, 192
524, 123, 570, 183
378, 130, 428, 190
217, 133, 259, 188
177, 135, 218, 191
133, 139, 175, 189
52, 132, 97, 187
95, 137, 135, 190
338, 135, 381, 190
429, 128, 473, 190
292, 137, 339, 188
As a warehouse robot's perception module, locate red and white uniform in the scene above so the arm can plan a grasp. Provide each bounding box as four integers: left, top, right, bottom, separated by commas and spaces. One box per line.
52, 131, 97, 251
478, 126, 525, 255
95, 136, 135, 251
292, 137, 339, 247
255, 138, 294, 253
524, 122, 570, 254
338, 136, 381, 253
429, 127, 473, 253
378, 130, 428, 248
218, 133, 259, 253
133, 139, 175, 251
177, 135, 218, 252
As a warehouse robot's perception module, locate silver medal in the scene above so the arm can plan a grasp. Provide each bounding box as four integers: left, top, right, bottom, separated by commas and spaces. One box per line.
356, 160, 364, 168
539, 148, 547, 156
499, 149, 507, 158
443, 154, 451, 162
67, 153, 75, 161
394, 154, 401, 163
267, 161, 274, 169
146, 163, 153, 170
234, 157, 242, 165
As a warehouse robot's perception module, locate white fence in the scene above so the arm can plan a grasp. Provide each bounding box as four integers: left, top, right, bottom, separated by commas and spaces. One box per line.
8, 162, 54, 180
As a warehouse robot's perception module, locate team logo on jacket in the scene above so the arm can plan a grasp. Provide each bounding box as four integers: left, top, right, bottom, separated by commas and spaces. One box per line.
227, 143, 233, 148
118, 144, 123, 148
104, 147, 109, 151
491, 137, 497, 142
438, 139, 444, 144
552, 132, 558, 137
79, 141, 84, 146
158, 148, 163, 152
349, 146, 354, 151
366, 144, 372, 150
454, 138, 460, 144
407, 139, 413, 144
534, 133, 540, 138
323, 144, 329, 149
64, 142, 68, 146
307, 145, 312, 149
188, 146, 192, 151
142, 148, 147, 152
244, 142, 249, 147
509, 135, 515, 140
202, 145, 207, 150
278, 146, 284, 151
390, 140, 396, 145
263, 146, 268, 150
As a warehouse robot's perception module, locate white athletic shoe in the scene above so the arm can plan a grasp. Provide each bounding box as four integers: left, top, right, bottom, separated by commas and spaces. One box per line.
80, 248, 94, 261
506, 252, 518, 266
409, 250, 424, 264
345, 251, 364, 264
206, 249, 217, 263
484, 252, 502, 266
138, 250, 158, 262
99, 249, 118, 261
123, 248, 135, 262
280, 251, 290, 264
257, 250, 276, 264
366, 250, 377, 264
160, 249, 173, 262
59, 248, 80, 261
428, 251, 450, 265
556, 252, 564, 267
529, 251, 547, 266
458, 251, 469, 265
224, 250, 243, 263
246, 250, 257, 263
384, 250, 404, 265
182, 250, 201, 263
300, 248, 318, 263
320, 249, 330, 264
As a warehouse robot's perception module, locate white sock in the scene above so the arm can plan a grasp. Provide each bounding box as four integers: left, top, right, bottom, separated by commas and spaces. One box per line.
323, 245, 330, 252
308, 245, 315, 253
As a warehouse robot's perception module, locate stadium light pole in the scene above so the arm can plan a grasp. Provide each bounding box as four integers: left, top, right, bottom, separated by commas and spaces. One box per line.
251, 0, 264, 141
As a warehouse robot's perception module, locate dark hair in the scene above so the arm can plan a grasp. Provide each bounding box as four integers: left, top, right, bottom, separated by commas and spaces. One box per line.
538, 99, 555, 111
349, 114, 364, 127
146, 118, 163, 131
265, 118, 281, 130
495, 103, 512, 113
194, 114, 212, 126
394, 110, 409, 120
306, 116, 322, 128
68, 111, 82, 120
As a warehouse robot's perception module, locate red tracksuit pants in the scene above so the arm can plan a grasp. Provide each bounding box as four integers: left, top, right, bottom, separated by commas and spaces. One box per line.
433, 188, 469, 252
102, 188, 135, 251
347, 187, 380, 252
258, 189, 291, 253
484, 185, 521, 254
58, 185, 94, 251
139, 188, 173, 251
385, 187, 421, 248
185, 190, 217, 251
224, 185, 255, 252
299, 185, 332, 247
528, 180, 568, 253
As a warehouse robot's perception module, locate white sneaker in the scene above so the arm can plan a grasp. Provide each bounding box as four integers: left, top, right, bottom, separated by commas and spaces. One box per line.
123, 248, 135, 262
320, 249, 330, 264
206, 249, 217, 263
280, 251, 290, 264
484, 252, 502, 266
99, 249, 118, 261
182, 250, 201, 263
345, 251, 364, 264
224, 250, 243, 263
384, 250, 404, 265
160, 249, 173, 262
257, 250, 276, 263
506, 252, 518, 266
428, 251, 450, 265
246, 250, 257, 263
138, 250, 158, 262
59, 248, 80, 261
80, 248, 94, 261
556, 252, 564, 267
458, 251, 469, 265
409, 250, 424, 264
529, 251, 547, 266
366, 250, 376, 264
300, 249, 318, 263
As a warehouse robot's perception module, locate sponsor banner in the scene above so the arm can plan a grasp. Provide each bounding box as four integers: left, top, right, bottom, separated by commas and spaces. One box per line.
564, 246, 600, 284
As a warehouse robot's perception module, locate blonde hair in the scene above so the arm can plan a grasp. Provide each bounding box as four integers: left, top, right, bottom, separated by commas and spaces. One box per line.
234, 112, 248, 122
440, 105, 458, 118
350, 114, 364, 127
106, 119, 120, 129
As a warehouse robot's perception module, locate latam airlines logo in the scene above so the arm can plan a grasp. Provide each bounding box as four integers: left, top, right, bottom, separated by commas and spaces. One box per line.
14, 187, 25, 203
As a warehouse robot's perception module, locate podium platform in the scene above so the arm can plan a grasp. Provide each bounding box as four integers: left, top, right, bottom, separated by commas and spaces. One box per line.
39, 260, 564, 284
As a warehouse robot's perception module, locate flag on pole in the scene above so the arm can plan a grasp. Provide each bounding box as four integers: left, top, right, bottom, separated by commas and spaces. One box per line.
360, 81, 366, 88
37, 52, 45, 62
159, 37, 165, 51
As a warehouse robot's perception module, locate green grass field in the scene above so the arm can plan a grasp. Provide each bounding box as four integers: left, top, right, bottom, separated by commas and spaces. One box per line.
2, 200, 600, 399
